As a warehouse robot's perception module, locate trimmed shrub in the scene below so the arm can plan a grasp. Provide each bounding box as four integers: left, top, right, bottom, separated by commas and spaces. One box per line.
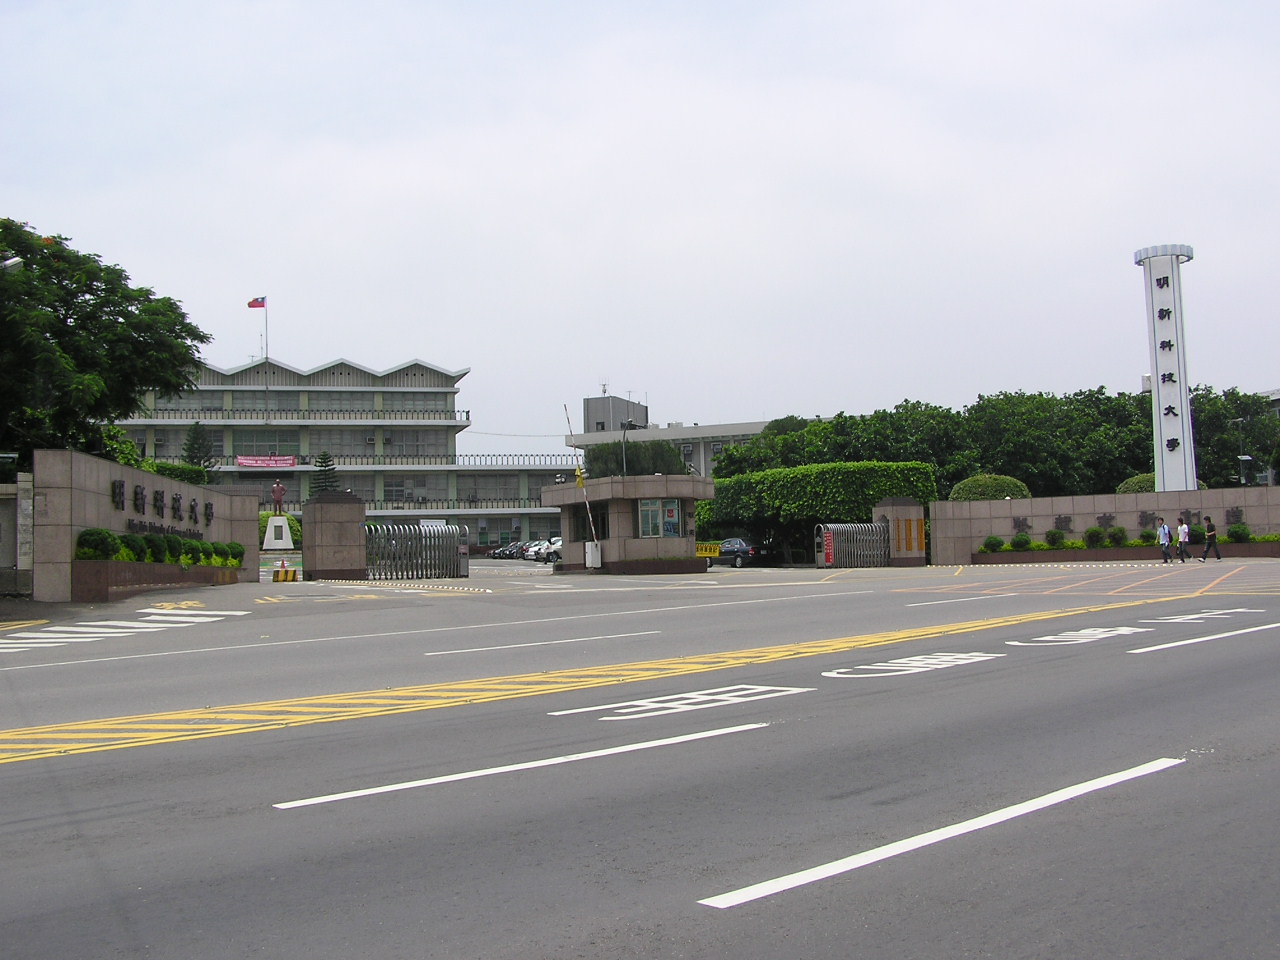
1084, 526, 1106, 548
1010, 532, 1032, 551
1106, 526, 1128, 548
227, 541, 245, 562
182, 538, 203, 563
982, 535, 1005, 552
144, 533, 168, 562
1044, 528, 1065, 548
1226, 523, 1252, 543
1188, 525, 1206, 545
76, 528, 121, 561
1116, 473, 1155, 494
1139, 529, 1157, 544
949, 474, 1032, 501
120, 533, 148, 562
165, 534, 183, 562
198, 541, 214, 562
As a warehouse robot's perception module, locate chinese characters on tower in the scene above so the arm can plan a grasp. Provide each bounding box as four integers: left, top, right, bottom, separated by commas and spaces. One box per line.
1135, 245, 1197, 491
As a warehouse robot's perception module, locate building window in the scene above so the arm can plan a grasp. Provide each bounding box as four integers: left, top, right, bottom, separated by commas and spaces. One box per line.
386, 428, 448, 456
309, 428, 369, 456
308, 391, 376, 412
231, 390, 299, 412
639, 498, 682, 537
232, 428, 300, 456
382, 392, 449, 412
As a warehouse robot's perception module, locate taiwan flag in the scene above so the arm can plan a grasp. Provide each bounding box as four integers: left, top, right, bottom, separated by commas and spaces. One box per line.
247, 296, 266, 308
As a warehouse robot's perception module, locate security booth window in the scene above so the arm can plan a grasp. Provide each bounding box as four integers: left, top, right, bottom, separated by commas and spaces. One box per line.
639, 498, 682, 538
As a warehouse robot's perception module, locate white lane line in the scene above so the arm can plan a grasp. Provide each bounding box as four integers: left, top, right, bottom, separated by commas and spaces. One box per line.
906, 594, 1017, 607
1127, 622, 1280, 654
424, 631, 660, 656
699, 757, 1185, 909
0, 590, 867, 673
134, 609, 251, 616
274, 722, 769, 810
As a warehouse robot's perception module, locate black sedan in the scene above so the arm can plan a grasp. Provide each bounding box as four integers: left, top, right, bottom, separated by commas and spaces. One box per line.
708, 537, 762, 568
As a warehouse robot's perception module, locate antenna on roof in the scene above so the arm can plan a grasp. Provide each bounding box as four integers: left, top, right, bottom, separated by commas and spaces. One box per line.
601, 380, 608, 396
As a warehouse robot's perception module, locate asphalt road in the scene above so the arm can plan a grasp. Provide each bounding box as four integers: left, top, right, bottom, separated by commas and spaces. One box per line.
2, 559, 1278, 959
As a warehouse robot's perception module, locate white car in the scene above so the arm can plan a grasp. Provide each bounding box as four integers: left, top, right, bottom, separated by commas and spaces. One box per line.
537, 537, 563, 563
522, 540, 549, 560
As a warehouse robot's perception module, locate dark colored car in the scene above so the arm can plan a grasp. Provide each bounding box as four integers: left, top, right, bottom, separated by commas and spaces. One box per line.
708, 537, 762, 568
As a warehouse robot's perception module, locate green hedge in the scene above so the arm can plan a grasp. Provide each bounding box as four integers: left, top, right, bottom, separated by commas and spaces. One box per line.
703, 461, 937, 529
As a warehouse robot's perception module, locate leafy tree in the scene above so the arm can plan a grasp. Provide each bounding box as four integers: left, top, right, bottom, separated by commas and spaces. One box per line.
311, 450, 339, 492
0, 219, 211, 469
1188, 385, 1280, 487
181, 421, 219, 473
584, 439, 686, 477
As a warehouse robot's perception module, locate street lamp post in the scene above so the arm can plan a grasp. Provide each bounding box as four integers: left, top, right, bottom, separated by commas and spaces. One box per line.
1230, 418, 1251, 485
620, 419, 637, 476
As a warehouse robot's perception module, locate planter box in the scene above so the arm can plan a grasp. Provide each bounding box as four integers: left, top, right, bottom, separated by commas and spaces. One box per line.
71, 560, 239, 602
970, 541, 1280, 564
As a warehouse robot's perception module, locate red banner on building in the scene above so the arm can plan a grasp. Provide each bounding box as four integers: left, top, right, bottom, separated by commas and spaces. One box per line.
235, 455, 297, 468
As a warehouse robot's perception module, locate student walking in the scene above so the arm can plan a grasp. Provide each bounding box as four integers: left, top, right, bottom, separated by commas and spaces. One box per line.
1157, 517, 1172, 563
1177, 518, 1190, 562
1198, 516, 1222, 562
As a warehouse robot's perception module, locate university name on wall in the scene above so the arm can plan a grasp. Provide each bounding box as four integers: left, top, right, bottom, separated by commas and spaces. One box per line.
1008, 507, 1245, 536
110, 479, 212, 540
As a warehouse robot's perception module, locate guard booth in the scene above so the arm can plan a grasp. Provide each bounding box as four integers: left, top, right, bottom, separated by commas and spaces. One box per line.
815, 522, 890, 568
365, 523, 469, 580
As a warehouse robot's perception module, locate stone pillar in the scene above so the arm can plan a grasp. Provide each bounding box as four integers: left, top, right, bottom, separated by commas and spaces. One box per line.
301, 491, 366, 580
876, 497, 926, 567
1135, 244, 1197, 491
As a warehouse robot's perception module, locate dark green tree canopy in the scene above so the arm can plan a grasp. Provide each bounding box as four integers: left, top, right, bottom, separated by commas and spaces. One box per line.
311, 450, 339, 492
181, 421, 219, 472
584, 438, 686, 478
712, 386, 1273, 498
0, 219, 211, 468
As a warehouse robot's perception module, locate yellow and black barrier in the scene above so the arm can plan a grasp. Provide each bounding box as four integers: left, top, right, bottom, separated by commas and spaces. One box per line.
272, 568, 299, 582
695, 542, 722, 559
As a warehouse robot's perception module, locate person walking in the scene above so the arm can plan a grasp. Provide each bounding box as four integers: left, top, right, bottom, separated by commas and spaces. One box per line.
1198, 516, 1221, 562
1177, 517, 1191, 562
1157, 517, 1172, 563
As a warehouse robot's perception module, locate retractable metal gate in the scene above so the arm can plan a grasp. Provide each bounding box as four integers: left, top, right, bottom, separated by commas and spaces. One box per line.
814, 522, 890, 568
365, 523, 470, 580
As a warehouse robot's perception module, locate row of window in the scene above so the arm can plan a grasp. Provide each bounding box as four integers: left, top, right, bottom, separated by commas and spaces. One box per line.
135, 428, 453, 457
159, 390, 454, 413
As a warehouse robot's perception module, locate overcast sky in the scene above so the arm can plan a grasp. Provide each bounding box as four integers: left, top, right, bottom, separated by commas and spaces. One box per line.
5, 1, 1277, 453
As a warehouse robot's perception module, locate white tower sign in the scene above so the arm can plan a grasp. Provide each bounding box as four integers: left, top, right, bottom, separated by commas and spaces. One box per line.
1134, 244, 1197, 491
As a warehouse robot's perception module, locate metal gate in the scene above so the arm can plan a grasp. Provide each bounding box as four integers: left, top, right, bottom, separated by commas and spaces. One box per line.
814, 522, 890, 568
365, 523, 470, 580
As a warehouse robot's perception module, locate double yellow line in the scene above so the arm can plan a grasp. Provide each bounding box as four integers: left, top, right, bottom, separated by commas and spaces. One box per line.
0, 595, 1182, 765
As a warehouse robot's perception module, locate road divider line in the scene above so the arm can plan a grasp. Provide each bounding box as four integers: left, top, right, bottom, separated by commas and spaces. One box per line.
274, 723, 769, 809
0, 594, 1191, 764
424, 631, 661, 656
699, 757, 1185, 909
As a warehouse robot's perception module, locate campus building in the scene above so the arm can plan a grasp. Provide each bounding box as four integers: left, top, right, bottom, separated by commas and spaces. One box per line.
119, 358, 572, 547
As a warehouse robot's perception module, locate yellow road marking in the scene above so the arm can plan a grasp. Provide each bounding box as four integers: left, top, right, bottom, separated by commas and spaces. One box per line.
0, 620, 49, 633
0, 594, 1191, 765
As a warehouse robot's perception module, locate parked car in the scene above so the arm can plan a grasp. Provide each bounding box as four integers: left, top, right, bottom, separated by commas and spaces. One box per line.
538, 537, 563, 563
522, 540, 550, 560
708, 537, 762, 568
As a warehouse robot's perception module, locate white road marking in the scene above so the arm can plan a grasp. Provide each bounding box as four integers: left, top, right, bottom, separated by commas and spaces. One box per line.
0, 590, 869, 672
424, 631, 660, 657
822, 652, 1006, 678
1127, 621, 1280, 653
548, 685, 812, 719
906, 594, 1017, 607
274, 723, 770, 810
699, 757, 1185, 909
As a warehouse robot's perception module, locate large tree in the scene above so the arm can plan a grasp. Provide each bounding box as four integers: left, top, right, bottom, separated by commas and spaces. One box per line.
0, 219, 211, 469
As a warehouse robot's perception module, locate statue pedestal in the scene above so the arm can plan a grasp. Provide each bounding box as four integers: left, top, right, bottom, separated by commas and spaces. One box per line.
262, 516, 295, 550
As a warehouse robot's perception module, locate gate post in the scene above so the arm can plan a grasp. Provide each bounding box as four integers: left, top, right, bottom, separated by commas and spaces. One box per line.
301, 490, 366, 580
875, 497, 926, 567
